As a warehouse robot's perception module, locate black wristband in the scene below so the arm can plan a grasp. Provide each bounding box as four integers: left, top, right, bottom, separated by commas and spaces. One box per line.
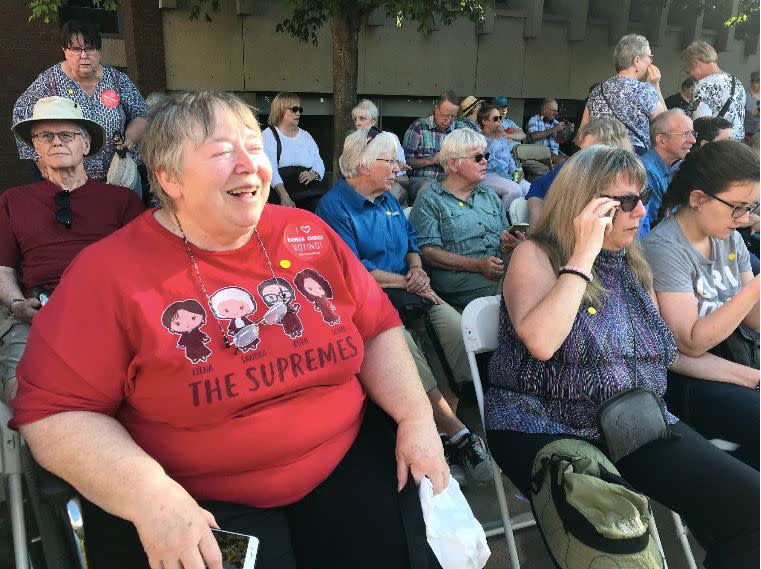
558, 268, 592, 283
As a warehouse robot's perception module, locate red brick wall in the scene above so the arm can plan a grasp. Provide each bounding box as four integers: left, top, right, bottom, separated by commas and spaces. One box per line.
0, 2, 60, 191
121, 0, 166, 97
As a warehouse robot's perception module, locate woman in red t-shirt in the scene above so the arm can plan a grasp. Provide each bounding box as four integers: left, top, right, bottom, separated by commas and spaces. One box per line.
12, 91, 450, 569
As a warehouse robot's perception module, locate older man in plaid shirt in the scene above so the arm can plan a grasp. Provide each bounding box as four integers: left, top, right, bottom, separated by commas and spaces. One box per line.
403, 91, 470, 203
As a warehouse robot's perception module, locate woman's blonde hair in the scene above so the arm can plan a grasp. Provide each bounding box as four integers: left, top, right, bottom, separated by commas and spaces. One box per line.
681, 41, 718, 73
574, 117, 634, 152
267, 92, 301, 128
530, 145, 652, 304
141, 90, 261, 212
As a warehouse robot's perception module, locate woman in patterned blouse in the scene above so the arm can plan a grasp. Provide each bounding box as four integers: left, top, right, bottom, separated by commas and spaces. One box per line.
485, 145, 758, 569
13, 19, 148, 186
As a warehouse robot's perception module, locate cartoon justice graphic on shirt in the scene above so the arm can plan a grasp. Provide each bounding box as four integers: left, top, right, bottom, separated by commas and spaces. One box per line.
209, 286, 261, 351
293, 268, 341, 325
257, 277, 304, 339
161, 299, 213, 364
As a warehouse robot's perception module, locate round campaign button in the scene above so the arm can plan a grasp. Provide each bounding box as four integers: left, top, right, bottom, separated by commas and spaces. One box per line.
100, 89, 120, 109
283, 224, 327, 259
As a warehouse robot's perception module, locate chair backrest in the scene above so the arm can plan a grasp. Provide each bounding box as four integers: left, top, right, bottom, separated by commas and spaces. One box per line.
513, 144, 551, 162
403, 206, 412, 219
508, 197, 529, 225
461, 295, 501, 354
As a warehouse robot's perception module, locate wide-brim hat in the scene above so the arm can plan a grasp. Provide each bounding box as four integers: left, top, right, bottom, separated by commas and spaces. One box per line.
459, 95, 484, 116
12, 96, 105, 157
530, 439, 664, 569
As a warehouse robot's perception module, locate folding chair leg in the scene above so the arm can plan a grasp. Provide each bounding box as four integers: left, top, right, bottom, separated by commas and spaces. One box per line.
671, 510, 698, 569
8, 471, 28, 569
649, 515, 668, 569
491, 461, 521, 569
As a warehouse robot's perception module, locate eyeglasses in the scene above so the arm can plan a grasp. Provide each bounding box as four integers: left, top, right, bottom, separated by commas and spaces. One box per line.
600, 187, 652, 212
376, 158, 400, 167
32, 131, 83, 143
66, 46, 97, 56
489, 116, 502, 122
54, 190, 72, 228
456, 152, 490, 163
706, 193, 760, 218
288, 106, 304, 113
659, 130, 697, 139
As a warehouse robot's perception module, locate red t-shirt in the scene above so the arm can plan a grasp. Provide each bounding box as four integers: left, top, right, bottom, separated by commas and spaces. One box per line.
0, 179, 145, 297
12, 206, 401, 507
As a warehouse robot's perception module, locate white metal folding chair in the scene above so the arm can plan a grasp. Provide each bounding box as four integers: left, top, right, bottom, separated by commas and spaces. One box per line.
461, 295, 535, 569
1, 401, 28, 569
461, 296, 674, 569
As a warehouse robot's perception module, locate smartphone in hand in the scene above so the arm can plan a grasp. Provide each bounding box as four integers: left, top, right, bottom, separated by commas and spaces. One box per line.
211, 528, 258, 569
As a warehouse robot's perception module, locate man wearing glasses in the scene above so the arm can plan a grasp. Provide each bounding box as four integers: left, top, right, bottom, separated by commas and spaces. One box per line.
402, 91, 469, 204
0, 97, 143, 402
639, 109, 696, 238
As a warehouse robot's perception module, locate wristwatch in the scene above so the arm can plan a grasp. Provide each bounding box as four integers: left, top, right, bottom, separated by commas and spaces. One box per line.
310, 170, 321, 182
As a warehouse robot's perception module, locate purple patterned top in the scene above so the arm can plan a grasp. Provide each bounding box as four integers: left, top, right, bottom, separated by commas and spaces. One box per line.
485, 248, 677, 440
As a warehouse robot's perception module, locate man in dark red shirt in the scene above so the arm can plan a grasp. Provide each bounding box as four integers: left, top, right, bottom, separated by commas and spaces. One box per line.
0, 96, 143, 402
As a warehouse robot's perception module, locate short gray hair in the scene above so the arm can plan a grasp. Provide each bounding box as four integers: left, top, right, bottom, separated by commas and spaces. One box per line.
574, 117, 633, 152
352, 99, 379, 123
614, 34, 650, 72
681, 41, 718, 73
141, 91, 261, 212
650, 108, 687, 142
439, 128, 487, 174
339, 128, 397, 178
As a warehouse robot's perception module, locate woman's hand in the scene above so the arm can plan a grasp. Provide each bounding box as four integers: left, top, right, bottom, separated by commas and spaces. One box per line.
646, 64, 662, 86
298, 170, 319, 185
405, 266, 430, 293
132, 477, 222, 569
569, 197, 619, 269
395, 415, 449, 495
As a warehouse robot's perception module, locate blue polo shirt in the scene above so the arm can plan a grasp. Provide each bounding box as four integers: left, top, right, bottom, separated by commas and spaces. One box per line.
316, 178, 420, 275
639, 148, 679, 239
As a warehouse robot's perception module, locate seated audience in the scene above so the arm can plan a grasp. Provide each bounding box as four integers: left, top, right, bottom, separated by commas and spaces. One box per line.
493, 96, 526, 148
486, 144, 758, 569
692, 115, 733, 150
351, 99, 411, 206
409, 128, 510, 311
643, 140, 759, 470
526, 117, 633, 224
745, 71, 759, 140
639, 109, 695, 237
0, 96, 143, 403
526, 98, 574, 166
11, 91, 449, 569
458, 96, 483, 131
665, 77, 696, 111
683, 41, 746, 140
477, 104, 531, 210
316, 128, 493, 484
583, 34, 667, 155
403, 90, 469, 203
263, 92, 327, 211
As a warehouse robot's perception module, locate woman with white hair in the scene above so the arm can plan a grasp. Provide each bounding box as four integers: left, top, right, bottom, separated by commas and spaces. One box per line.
351, 99, 411, 205
582, 34, 667, 154
682, 41, 746, 140
409, 128, 510, 311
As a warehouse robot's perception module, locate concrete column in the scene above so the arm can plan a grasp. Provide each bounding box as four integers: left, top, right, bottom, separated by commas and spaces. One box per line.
121, 0, 167, 96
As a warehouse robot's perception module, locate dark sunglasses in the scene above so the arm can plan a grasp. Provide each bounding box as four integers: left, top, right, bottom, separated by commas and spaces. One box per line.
600, 187, 652, 212
489, 116, 502, 122
55, 190, 72, 228
289, 106, 304, 113
457, 152, 490, 163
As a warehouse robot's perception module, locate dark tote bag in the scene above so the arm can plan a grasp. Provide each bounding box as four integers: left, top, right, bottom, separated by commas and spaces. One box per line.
267, 165, 328, 212
709, 324, 760, 369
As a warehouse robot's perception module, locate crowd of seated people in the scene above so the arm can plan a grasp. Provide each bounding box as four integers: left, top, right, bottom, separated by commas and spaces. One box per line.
1, 21, 760, 569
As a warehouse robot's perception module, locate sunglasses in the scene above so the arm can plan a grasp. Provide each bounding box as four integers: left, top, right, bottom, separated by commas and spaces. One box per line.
706, 192, 761, 219
288, 106, 304, 113
456, 152, 490, 163
489, 116, 502, 122
600, 187, 652, 212
55, 190, 72, 228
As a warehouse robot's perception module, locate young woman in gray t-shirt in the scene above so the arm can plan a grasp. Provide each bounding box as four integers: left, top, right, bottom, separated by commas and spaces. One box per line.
643, 140, 759, 469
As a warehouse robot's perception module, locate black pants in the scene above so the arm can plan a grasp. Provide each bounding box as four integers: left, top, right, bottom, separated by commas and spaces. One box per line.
81, 403, 441, 569
487, 421, 759, 569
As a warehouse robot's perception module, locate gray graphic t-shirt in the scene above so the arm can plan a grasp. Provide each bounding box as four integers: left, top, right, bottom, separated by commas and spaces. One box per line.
643, 216, 751, 317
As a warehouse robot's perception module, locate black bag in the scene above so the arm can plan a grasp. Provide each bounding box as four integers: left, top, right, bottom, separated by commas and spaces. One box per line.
267, 126, 328, 211
596, 387, 672, 463
383, 288, 432, 325
709, 324, 760, 369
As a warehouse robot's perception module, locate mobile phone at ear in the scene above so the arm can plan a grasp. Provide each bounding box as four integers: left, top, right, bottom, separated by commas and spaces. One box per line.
211, 528, 259, 569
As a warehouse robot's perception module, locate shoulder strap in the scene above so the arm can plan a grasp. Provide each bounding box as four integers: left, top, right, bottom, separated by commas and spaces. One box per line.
269, 125, 282, 165
108, 65, 122, 98
600, 81, 648, 146
717, 76, 737, 119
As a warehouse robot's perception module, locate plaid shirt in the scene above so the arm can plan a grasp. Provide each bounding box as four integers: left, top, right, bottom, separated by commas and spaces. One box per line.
526, 114, 560, 154
402, 115, 470, 178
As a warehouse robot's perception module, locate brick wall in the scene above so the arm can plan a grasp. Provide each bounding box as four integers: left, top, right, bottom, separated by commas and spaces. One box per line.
0, 1, 60, 191
121, 0, 167, 97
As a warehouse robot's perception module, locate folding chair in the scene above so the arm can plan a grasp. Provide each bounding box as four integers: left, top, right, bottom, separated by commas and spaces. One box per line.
461, 296, 673, 569
512, 143, 553, 171
1, 402, 27, 569
461, 295, 535, 569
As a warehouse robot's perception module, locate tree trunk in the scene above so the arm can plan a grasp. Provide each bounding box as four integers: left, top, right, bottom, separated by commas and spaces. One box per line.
330, 9, 363, 184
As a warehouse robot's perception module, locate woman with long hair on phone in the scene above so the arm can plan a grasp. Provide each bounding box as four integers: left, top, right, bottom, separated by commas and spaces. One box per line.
485, 144, 758, 569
